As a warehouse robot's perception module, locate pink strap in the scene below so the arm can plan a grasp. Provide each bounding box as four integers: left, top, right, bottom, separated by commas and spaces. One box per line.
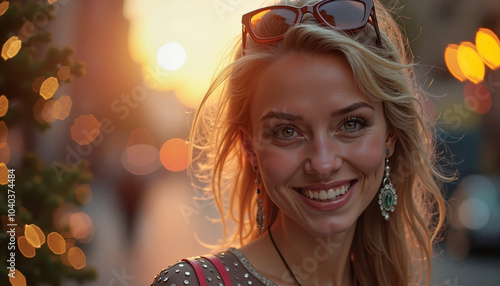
182, 257, 207, 286
202, 255, 232, 285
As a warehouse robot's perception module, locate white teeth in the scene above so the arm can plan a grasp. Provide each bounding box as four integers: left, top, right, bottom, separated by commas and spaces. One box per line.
301, 183, 351, 201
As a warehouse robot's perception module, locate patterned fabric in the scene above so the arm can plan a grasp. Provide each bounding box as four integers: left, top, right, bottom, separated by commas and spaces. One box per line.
151, 248, 277, 286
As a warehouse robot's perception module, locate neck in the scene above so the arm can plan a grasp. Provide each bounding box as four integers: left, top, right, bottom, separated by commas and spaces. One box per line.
269, 212, 356, 286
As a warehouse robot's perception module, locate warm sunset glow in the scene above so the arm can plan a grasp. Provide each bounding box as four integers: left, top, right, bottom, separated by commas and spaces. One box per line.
476, 28, 500, 70
18, 236, 36, 258
75, 184, 92, 204
157, 42, 186, 71
0, 2, 9, 17
25, 224, 45, 248
457, 42, 485, 84
9, 269, 26, 286
1, 36, 21, 60
57, 65, 71, 81
160, 138, 189, 172
0, 95, 8, 117
124, 1, 266, 108
71, 114, 101, 145
53, 95, 72, 120
47, 232, 66, 255
0, 163, 8, 185
67, 247, 86, 269
464, 82, 492, 114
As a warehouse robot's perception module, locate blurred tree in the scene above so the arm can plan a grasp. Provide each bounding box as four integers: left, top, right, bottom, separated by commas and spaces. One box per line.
0, 1, 96, 285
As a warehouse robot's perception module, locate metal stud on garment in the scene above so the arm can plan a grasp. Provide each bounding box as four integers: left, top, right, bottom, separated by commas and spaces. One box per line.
254, 166, 265, 235
378, 149, 397, 220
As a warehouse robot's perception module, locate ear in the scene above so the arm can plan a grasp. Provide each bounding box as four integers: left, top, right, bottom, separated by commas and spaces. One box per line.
385, 127, 398, 158
238, 125, 258, 167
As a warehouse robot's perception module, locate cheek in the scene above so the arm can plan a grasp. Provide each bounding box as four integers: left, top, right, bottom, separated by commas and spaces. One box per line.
256, 146, 302, 188
346, 133, 386, 178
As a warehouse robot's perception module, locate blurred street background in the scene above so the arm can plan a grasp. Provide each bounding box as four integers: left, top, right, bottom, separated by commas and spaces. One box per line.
0, 0, 499, 285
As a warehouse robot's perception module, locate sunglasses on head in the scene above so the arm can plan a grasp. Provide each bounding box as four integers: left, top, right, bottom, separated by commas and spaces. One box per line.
241, 0, 382, 53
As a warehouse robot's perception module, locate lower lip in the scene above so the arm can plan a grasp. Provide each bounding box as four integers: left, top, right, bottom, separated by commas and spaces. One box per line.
298, 181, 356, 212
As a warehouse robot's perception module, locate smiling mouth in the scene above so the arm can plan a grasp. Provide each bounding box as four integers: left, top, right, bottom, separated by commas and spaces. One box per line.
293, 181, 355, 202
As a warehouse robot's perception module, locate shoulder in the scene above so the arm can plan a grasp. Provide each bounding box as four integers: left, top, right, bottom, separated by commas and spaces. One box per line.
150, 249, 276, 286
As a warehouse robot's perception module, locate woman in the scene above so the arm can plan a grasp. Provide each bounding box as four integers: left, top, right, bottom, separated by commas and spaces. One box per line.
152, 0, 450, 285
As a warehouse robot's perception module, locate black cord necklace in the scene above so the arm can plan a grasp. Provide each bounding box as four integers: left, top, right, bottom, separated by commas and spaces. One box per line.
268, 227, 301, 286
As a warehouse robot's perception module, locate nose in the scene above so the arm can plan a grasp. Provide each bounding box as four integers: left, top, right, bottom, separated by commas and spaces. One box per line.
304, 134, 342, 178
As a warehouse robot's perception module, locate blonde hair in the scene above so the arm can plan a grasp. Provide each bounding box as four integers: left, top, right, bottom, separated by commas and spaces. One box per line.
190, 0, 451, 285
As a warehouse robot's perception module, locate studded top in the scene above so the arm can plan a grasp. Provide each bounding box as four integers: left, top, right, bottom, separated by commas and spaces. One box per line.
151, 248, 276, 286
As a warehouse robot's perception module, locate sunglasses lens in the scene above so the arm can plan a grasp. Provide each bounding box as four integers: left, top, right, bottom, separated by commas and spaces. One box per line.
250, 8, 298, 39
318, 0, 366, 28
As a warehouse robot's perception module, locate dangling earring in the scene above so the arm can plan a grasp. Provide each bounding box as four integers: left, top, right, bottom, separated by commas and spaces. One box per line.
254, 166, 265, 235
379, 149, 397, 221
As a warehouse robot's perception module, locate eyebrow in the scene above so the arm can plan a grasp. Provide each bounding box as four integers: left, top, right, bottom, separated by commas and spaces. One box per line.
260, 111, 304, 122
330, 102, 374, 117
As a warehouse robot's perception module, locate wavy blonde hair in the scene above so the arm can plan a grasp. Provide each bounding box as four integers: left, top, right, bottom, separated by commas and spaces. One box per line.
189, 0, 451, 285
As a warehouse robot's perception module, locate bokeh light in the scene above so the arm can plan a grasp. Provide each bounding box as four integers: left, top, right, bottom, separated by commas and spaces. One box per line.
1, 36, 21, 60
0, 143, 10, 164
0, 2, 9, 17
47, 232, 66, 255
476, 28, 500, 70
71, 114, 101, 145
160, 138, 189, 172
458, 197, 490, 230
18, 236, 36, 258
0, 162, 9, 185
39, 77, 59, 100
67, 246, 86, 270
0, 120, 7, 145
69, 212, 94, 242
463, 81, 492, 114
57, 65, 71, 81
52, 95, 72, 120
33, 98, 46, 124
122, 144, 162, 175
18, 21, 34, 42
0, 95, 8, 117
41, 100, 57, 123
75, 184, 92, 204
127, 127, 156, 147
445, 44, 468, 82
8, 269, 26, 286
157, 42, 186, 71
24, 224, 45, 248
457, 42, 485, 84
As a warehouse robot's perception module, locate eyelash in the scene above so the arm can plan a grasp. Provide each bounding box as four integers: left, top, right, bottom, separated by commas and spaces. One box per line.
339, 115, 369, 132
270, 124, 300, 139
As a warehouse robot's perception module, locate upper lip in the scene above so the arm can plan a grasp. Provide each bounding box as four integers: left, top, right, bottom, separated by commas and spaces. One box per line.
293, 179, 355, 191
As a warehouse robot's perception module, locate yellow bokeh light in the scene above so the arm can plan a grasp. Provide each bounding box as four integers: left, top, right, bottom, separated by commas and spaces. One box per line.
57, 66, 71, 81
457, 42, 485, 84
18, 236, 36, 258
48, 0, 58, 4
476, 28, 500, 70
9, 269, 27, 286
0, 95, 8, 117
0, 2, 9, 17
24, 224, 45, 248
67, 247, 86, 270
52, 95, 72, 120
160, 138, 189, 172
39, 77, 59, 100
47, 232, 66, 255
75, 184, 92, 204
0, 163, 8, 185
71, 114, 101, 145
1, 36, 21, 60
32, 76, 45, 93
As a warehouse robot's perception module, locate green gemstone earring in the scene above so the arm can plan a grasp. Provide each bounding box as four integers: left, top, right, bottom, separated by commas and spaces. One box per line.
379, 149, 397, 221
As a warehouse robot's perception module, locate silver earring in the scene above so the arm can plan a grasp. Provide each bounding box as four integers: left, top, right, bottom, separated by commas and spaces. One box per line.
379, 149, 397, 221
254, 166, 265, 235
